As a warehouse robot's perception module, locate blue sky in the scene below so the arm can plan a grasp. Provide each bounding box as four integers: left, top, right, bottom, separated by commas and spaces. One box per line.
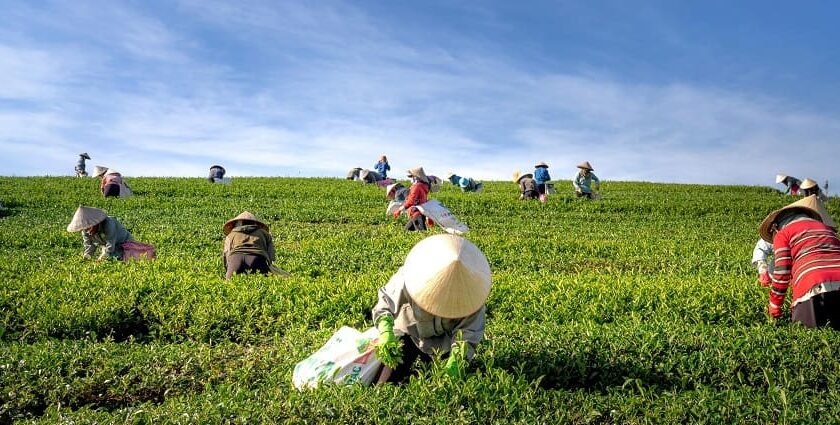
1, 0, 838, 192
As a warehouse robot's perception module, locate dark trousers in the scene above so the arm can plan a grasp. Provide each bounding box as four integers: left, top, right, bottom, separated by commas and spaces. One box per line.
375, 335, 433, 384
102, 184, 120, 197
792, 290, 840, 329
521, 190, 538, 199
225, 253, 270, 280
536, 183, 547, 195
576, 191, 595, 199
405, 215, 427, 231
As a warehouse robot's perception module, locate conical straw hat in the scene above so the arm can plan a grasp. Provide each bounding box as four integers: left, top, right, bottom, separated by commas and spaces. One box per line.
402, 234, 492, 319
800, 178, 818, 190
105, 168, 120, 175
385, 183, 402, 198
223, 211, 269, 235
577, 161, 594, 170
407, 166, 430, 184
92, 166, 108, 177
775, 174, 788, 184
759, 195, 835, 242
359, 169, 371, 180
535, 161, 548, 168
80, 153, 91, 159
67, 205, 107, 232
512, 171, 533, 183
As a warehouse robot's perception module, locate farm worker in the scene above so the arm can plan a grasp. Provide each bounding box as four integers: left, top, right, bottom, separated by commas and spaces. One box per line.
75, 153, 91, 177
374, 155, 391, 179
386, 183, 409, 202
800, 178, 828, 201
751, 239, 773, 287
372, 234, 491, 383
346, 167, 363, 180
67, 205, 134, 260
208, 165, 226, 183
359, 169, 383, 184
759, 195, 840, 328
222, 211, 277, 280
93, 167, 131, 198
534, 161, 551, 202
776, 174, 801, 196
394, 166, 432, 231
573, 161, 600, 199
446, 173, 483, 193
513, 171, 538, 200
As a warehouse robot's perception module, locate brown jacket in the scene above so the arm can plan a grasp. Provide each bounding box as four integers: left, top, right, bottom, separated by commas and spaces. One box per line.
223, 224, 275, 262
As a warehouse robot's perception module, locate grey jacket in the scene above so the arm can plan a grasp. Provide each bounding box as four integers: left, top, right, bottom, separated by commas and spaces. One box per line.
82, 217, 134, 259
372, 267, 485, 360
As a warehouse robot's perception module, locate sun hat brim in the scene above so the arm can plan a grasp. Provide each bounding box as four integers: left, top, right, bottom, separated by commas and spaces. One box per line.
223, 211, 269, 235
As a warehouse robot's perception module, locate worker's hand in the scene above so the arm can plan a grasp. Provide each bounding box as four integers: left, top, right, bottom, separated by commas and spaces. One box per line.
392, 209, 401, 219
768, 302, 783, 319
375, 316, 402, 368
758, 271, 771, 287
444, 341, 466, 379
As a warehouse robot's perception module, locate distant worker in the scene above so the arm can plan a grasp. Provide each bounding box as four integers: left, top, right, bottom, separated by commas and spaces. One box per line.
751, 239, 773, 287
573, 161, 600, 199
534, 162, 551, 202
386, 183, 409, 203
394, 167, 432, 231
446, 173, 483, 193
359, 169, 383, 184
222, 211, 277, 280
759, 195, 840, 328
346, 167, 363, 180
372, 234, 491, 383
67, 206, 134, 260
776, 174, 801, 196
513, 171, 538, 200
93, 167, 131, 198
801, 178, 828, 201
75, 153, 91, 177
374, 155, 391, 179
208, 165, 226, 183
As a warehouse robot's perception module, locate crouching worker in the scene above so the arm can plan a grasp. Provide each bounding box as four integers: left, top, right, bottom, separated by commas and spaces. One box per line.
759, 195, 840, 328
447, 173, 483, 193
223, 211, 279, 279
573, 161, 600, 199
751, 239, 773, 287
67, 206, 134, 260
372, 234, 491, 383
208, 165, 226, 183
513, 171, 538, 200
394, 167, 432, 231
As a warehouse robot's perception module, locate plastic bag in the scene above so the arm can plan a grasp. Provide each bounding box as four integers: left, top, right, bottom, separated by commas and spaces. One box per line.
415, 199, 469, 235
386, 200, 403, 216
293, 326, 382, 389
121, 241, 156, 261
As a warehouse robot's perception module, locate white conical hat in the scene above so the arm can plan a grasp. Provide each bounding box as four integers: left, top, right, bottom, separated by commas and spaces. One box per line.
105, 168, 120, 175
402, 234, 492, 319
577, 161, 594, 170
67, 205, 107, 232
407, 166, 430, 184
775, 174, 788, 184
800, 178, 818, 190
92, 166, 109, 177
385, 183, 402, 198
512, 171, 533, 183
759, 195, 836, 242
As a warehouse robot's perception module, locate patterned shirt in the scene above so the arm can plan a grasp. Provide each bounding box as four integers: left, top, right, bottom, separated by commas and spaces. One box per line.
769, 218, 840, 309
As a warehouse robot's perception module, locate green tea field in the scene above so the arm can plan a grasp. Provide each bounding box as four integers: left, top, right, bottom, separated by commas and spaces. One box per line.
2, 177, 839, 424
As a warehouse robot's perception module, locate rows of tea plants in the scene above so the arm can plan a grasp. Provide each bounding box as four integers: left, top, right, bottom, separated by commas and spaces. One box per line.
1, 176, 839, 423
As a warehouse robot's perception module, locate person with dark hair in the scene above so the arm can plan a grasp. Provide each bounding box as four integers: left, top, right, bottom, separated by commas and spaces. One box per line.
759, 195, 840, 328
93, 167, 130, 198
222, 211, 277, 280
208, 165, 226, 183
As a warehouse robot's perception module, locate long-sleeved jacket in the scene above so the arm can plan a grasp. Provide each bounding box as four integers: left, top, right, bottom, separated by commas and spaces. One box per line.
223, 224, 275, 262
372, 267, 485, 361
519, 176, 537, 195
751, 239, 774, 272
782, 177, 802, 195
374, 161, 390, 178
82, 216, 134, 259
573, 171, 600, 194
769, 217, 840, 310
393, 187, 409, 202
209, 166, 225, 182
534, 168, 551, 184
75, 157, 87, 173
403, 181, 430, 218
101, 173, 123, 190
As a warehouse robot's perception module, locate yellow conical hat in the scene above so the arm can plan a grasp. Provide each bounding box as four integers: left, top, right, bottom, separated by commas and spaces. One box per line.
402, 234, 492, 319
67, 205, 107, 232
759, 195, 836, 242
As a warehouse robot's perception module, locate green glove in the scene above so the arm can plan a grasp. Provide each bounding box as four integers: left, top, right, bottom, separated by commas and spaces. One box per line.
375, 315, 402, 369
444, 341, 467, 378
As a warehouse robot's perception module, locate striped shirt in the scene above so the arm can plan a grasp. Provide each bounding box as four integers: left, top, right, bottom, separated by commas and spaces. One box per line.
769, 218, 840, 309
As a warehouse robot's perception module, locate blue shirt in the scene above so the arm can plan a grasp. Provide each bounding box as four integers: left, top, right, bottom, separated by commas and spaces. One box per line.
573, 171, 600, 193
534, 167, 551, 184
374, 161, 390, 178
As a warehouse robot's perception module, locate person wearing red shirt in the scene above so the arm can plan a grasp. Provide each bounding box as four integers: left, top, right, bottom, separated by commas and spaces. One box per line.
759, 195, 840, 328
394, 166, 431, 231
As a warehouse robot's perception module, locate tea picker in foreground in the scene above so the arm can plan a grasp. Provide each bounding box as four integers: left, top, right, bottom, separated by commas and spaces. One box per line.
573, 161, 600, 199
513, 171, 538, 200
760, 195, 840, 328
75, 153, 91, 177
373, 234, 491, 383
223, 211, 285, 279
776, 174, 801, 196
447, 173, 483, 193
394, 167, 432, 231
67, 206, 134, 260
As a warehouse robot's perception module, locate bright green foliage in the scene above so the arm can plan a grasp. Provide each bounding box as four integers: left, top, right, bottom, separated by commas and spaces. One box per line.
1, 177, 839, 423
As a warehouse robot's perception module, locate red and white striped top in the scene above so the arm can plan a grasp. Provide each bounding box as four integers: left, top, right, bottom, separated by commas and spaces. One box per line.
769, 218, 840, 309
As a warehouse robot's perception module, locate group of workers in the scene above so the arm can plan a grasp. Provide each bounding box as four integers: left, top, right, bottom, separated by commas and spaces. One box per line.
514, 160, 600, 202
